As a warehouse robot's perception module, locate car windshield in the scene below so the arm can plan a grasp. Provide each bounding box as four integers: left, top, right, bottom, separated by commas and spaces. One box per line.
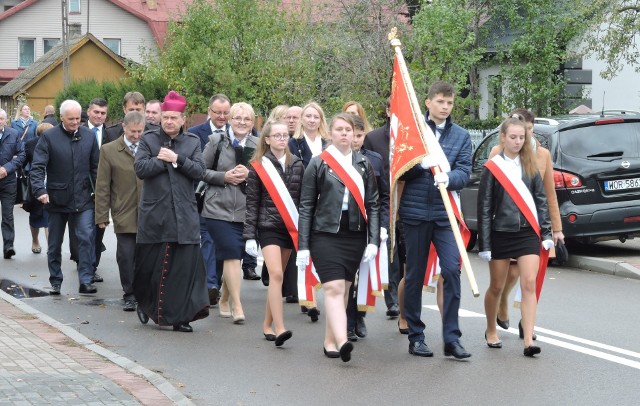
560, 122, 640, 159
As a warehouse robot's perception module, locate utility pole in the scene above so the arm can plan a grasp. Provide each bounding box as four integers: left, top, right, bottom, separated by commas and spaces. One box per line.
61, 0, 70, 88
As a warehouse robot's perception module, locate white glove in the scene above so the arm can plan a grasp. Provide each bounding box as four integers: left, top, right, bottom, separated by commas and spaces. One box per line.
361, 244, 378, 263
296, 250, 310, 271
380, 227, 388, 242
434, 171, 449, 188
420, 155, 438, 169
479, 251, 492, 262
542, 239, 554, 250
245, 239, 258, 257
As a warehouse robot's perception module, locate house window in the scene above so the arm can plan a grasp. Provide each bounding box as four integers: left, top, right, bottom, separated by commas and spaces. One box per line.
69, 0, 80, 13
104, 38, 121, 55
69, 23, 82, 37
44, 38, 60, 54
19, 38, 35, 67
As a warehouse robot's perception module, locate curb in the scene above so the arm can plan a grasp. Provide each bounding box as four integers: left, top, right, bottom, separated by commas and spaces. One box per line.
0, 289, 195, 406
567, 255, 640, 280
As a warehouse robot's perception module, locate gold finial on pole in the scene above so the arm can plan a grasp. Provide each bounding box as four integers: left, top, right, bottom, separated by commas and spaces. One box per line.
388, 27, 398, 41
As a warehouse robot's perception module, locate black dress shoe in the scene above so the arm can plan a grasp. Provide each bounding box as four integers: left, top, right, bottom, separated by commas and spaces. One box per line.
173, 323, 193, 332
323, 347, 340, 358
300, 306, 308, 313
347, 329, 359, 342
50, 284, 61, 295
355, 316, 367, 338
497, 317, 510, 330
398, 320, 409, 335
4, 247, 15, 259
524, 345, 541, 357
285, 296, 299, 304
409, 341, 433, 357
264, 333, 276, 341
519, 320, 537, 341
275, 330, 292, 347
339, 341, 354, 362
92, 272, 104, 283
123, 300, 136, 312
79, 283, 97, 294
243, 268, 261, 280
307, 307, 319, 322
208, 287, 219, 307
386, 304, 400, 318
444, 341, 471, 359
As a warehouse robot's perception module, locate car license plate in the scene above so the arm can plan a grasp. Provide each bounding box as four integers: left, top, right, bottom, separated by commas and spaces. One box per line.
604, 178, 640, 191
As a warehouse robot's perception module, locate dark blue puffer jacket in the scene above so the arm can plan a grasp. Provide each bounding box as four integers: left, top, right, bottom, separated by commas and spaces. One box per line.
398, 116, 471, 222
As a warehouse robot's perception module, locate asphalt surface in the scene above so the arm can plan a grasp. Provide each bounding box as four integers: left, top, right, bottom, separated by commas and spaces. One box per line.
2, 209, 640, 405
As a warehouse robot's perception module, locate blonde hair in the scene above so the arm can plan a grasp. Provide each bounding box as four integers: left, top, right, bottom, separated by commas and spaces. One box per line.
36, 122, 53, 136
292, 102, 329, 140
251, 120, 293, 166
15, 103, 30, 120
342, 101, 372, 133
499, 117, 537, 178
267, 105, 289, 122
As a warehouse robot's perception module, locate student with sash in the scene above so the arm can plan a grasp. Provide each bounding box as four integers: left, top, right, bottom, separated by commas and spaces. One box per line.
243, 120, 304, 347
297, 113, 380, 362
489, 109, 565, 341
288, 102, 329, 322
478, 116, 553, 357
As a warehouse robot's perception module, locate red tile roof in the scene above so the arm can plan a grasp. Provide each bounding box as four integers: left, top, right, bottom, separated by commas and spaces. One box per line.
0, 69, 24, 84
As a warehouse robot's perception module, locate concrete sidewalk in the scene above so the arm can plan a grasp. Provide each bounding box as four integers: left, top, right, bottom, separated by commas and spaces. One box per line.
0, 290, 193, 405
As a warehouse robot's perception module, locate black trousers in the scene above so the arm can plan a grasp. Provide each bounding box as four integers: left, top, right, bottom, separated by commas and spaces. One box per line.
116, 233, 136, 300
0, 180, 16, 251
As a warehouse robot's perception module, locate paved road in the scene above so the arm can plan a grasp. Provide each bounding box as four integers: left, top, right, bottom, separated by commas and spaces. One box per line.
3, 209, 640, 405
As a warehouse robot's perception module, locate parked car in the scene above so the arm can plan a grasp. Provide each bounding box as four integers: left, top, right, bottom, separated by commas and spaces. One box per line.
460, 112, 640, 258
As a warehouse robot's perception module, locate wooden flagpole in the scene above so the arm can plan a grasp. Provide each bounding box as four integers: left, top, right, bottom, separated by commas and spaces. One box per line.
389, 28, 480, 297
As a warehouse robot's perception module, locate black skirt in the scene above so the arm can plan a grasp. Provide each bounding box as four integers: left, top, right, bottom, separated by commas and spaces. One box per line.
258, 228, 294, 250
133, 243, 209, 326
310, 212, 367, 283
491, 227, 540, 259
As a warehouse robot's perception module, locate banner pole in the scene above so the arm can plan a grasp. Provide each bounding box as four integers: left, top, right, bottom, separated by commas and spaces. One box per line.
388, 28, 480, 297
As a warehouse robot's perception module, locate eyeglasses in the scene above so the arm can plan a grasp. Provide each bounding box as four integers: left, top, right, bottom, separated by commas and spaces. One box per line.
268, 133, 289, 141
209, 108, 230, 116
232, 117, 253, 124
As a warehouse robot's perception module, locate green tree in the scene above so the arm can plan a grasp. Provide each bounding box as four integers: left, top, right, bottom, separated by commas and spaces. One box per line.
582, 1, 640, 79
129, 0, 317, 117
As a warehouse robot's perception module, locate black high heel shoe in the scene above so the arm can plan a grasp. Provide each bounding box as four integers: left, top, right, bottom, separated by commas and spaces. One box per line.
518, 320, 537, 341
339, 341, 354, 362
496, 317, 509, 330
323, 347, 340, 358
523, 346, 541, 357
398, 320, 409, 335
485, 331, 502, 348
275, 330, 292, 347
264, 333, 276, 341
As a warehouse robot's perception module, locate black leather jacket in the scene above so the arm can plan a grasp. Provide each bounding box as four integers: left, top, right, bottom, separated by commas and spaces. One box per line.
477, 160, 551, 252
243, 152, 305, 240
298, 151, 380, 250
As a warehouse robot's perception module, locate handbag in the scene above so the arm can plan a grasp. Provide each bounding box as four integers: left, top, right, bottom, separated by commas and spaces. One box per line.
554, 240, 569, 266
15, 170, 30, 205
196, 132, 225, 213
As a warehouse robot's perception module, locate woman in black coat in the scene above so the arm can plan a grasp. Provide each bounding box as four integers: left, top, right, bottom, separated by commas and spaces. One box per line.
243, 120, 304, 347
297, 113, 380, 362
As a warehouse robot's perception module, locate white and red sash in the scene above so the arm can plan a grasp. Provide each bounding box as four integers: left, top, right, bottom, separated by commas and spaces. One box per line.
485, 155, 550, 302
251, 157, 320, 306
319, 146, 367, 221
320, 146, 387, 310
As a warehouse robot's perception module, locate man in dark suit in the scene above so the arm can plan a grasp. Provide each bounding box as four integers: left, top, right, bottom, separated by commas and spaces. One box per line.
0, 108, 26, 259
95, 111, 145, 311
362, 100, 401, 319
70, 98, 110, 281
188, 94, 231, 306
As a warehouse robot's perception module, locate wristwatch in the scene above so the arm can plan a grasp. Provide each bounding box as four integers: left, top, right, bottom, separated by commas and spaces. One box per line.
172, 161, 178, 168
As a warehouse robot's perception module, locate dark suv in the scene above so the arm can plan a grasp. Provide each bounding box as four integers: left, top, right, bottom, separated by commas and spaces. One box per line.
460, 113, 640, 252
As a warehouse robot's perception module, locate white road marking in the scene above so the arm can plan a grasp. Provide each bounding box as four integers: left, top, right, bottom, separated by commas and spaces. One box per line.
424, 305, 640, 370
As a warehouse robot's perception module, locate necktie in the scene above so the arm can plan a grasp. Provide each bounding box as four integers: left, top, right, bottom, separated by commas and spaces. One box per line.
214, 129, 224, 134
92, 126, 99, 143
129, 143, 137, 156
232, 138, 240, 148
